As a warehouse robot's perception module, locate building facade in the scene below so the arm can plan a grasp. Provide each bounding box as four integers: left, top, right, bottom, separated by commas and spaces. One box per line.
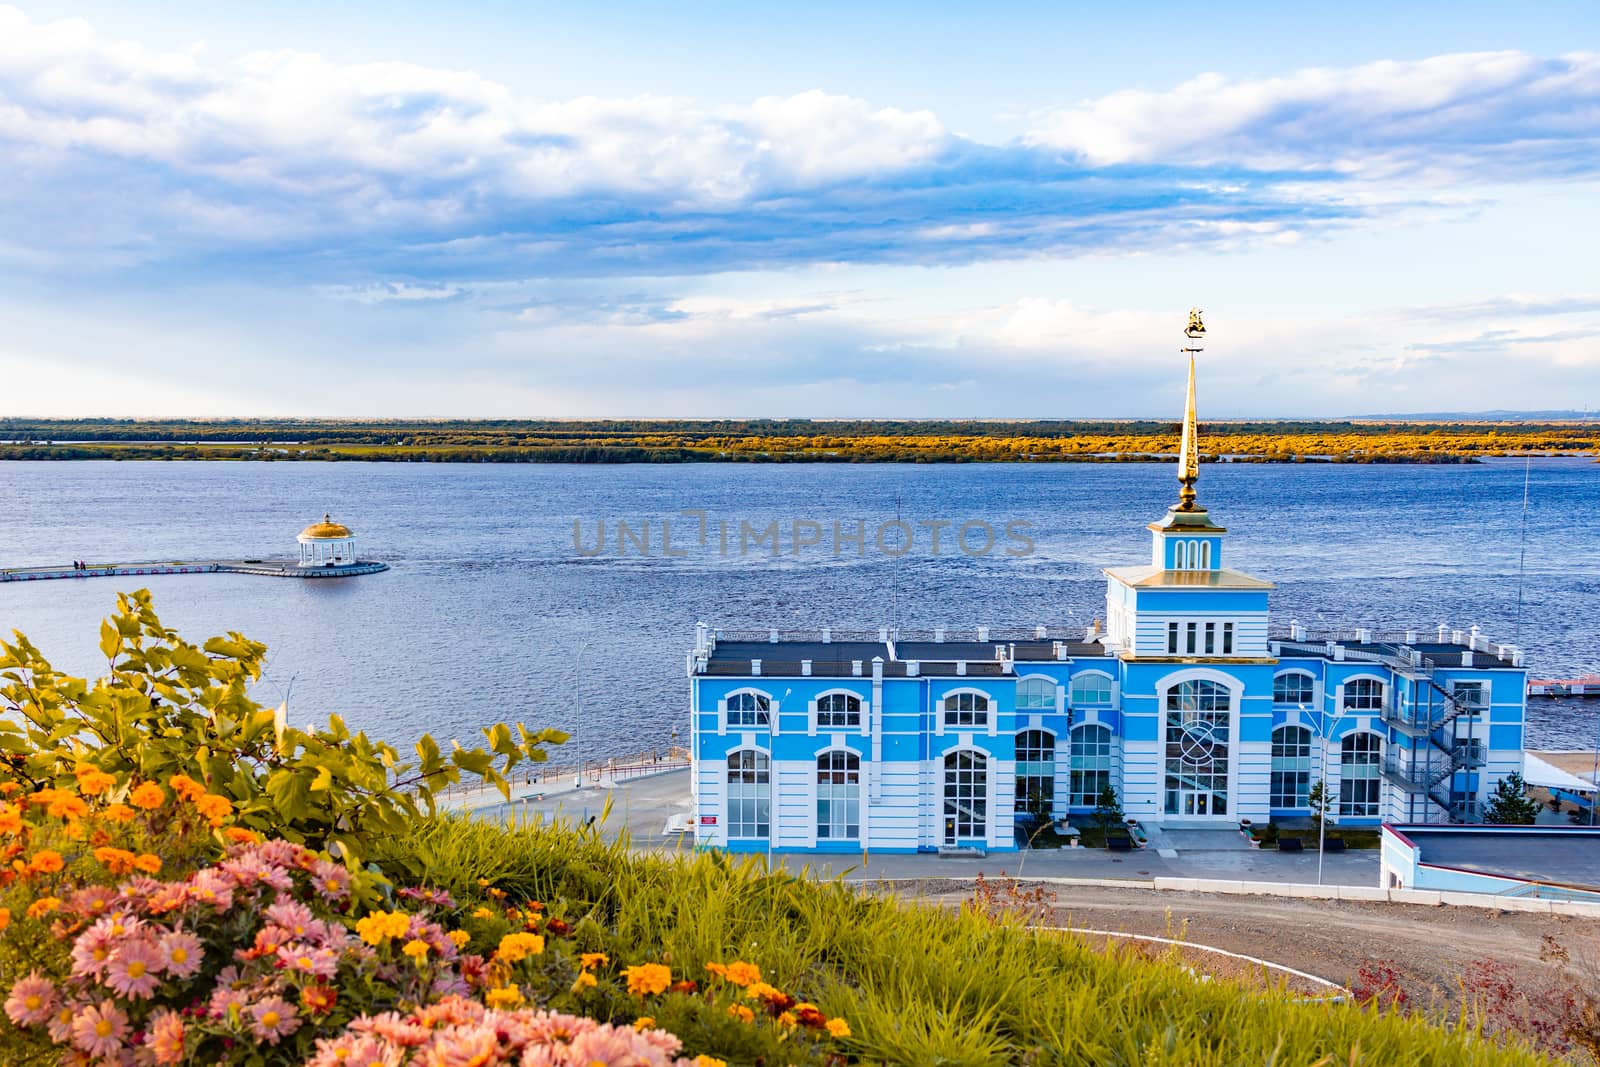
686, 318, 1529, 853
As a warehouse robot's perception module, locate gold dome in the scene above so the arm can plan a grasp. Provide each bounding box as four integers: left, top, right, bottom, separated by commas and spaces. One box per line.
299, 513, 353, 539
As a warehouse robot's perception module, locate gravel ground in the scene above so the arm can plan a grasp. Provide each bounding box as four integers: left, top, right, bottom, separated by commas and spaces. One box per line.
891, 879, 1600, 1010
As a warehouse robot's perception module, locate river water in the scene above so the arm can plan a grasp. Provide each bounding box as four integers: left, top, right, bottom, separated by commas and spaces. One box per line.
1, 459, 1597, 754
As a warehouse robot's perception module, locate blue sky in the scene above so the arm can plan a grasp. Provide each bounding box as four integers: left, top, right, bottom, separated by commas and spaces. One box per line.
2, 2, 1598, 417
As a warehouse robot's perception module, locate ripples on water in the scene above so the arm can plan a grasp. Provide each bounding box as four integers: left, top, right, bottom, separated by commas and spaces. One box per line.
1, 459, 1597, 754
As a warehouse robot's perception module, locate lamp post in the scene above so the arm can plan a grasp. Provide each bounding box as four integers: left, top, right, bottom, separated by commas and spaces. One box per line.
1311, 701, 1355, 886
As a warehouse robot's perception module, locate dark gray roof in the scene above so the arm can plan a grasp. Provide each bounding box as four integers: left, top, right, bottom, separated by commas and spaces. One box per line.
1398, 827, 1600, 892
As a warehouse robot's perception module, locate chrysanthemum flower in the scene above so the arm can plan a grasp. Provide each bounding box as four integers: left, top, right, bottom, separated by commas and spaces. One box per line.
105, 937, 165, 999
159, 930, 204, 978
4, 973, 58, 1027
145, 1008, 186, 1065
249, 996, 302, 1044
70, 999, 129, 1058
300, 982, 338, 1016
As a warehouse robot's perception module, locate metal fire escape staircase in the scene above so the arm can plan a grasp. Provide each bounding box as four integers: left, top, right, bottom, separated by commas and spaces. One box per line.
1376, 648, 1480, 823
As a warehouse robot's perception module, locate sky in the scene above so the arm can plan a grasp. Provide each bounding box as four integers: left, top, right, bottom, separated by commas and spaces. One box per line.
1, 2, 1598, 418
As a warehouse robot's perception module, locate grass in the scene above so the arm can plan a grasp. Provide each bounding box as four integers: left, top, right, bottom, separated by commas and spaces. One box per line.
373, 814, 1557, 1066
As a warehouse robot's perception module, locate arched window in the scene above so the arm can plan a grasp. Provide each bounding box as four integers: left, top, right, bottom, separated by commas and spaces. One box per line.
1270, 725, 1313, 809
1174, 541, 1189, 569
726, 691, 771, 727
1016, 677, 1056, 711
1069, 673, 1113, 706
1339, 733, 1382, 816
1015, 730, 1056, 816
1068, 724, 1113, 807
943, 750, 987, 842
1273, 672, 1315, 706
1163, 679, 1231, 816
1343, 678, 1386, 712
725, 750, 770, 837
816, 693, 861, 729
943, 692, 989, 728
816, 752, 860, 840
1199, 542, 1212, 569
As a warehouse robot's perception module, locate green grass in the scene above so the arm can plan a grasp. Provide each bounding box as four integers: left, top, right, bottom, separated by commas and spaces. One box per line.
373, 814, 1555, 1066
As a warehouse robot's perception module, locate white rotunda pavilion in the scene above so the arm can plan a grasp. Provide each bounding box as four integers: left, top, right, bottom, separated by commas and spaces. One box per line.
297, 514, 358, 567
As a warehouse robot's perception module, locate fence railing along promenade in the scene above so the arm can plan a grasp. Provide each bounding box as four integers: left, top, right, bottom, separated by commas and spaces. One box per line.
437, 745, 691, 803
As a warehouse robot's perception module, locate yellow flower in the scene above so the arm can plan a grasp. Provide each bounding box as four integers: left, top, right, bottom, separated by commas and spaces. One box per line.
223, 827, 260, 844
579, 952, 609, 970
134, 853, 162, 875
724, 961, 761, 987
448, 930, 471, 950
356, 910, 411, 946
46, 794, 87, 821
402, 939, 430, 963
0, 804, 21, 835
632, 1017, 655, 1031
485, 985, 524, 1009
572, 971, 597, 991
826, 1017, 851, 1038
472, 906, 496, 920
496, 932, 545, 963
193, 794, 233, 827
74, 765, 116, 796
692, 1058, 727, 1067
168, 774, 207, 801
623, 963, 672, 996
727, 1004, 754, 1023
26, 897, 60, 919
777, 1011, 797, 1028
129, 782, 165, 810
743, 981, 781, 1002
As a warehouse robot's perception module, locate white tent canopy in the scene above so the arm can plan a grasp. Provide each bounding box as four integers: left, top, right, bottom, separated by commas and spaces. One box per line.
1523, 753, 1597, 793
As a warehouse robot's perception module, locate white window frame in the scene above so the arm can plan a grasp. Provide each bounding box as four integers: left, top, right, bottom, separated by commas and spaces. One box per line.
721, 688, 774, 731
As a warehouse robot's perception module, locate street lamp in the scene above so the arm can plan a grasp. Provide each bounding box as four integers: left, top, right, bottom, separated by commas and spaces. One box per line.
1309, 701, 1355, 886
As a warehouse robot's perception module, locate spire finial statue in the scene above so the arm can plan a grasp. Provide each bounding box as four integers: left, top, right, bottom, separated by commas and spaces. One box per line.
1177, 309, 1204, 512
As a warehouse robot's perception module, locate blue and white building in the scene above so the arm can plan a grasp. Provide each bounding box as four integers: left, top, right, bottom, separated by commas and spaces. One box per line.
686, 315, 1529, 852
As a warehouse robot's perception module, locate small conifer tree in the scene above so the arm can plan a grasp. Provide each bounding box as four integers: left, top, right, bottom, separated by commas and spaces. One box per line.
1482, 773, 1541, 824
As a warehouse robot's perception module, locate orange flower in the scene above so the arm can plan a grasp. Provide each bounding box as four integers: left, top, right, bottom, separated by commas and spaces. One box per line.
129, 782, 165, 810
44, 794, 87, 821
623, 964, 672, 996
100, 804, 136, 824
300, 983, 338, 1015
134, 854, 162, 875
223, 827, 260, 845
0, 805, 21, 835
571, 971, 597, 991
25, 897, 60, 919
93, 847, 137, 874
484, 986, 524, 1009
826, 1017, 851, 1038
73, 765, 116, 796
580, 952, 609, 970
0, 908, 9, 932
632, 1017, 655, 1031
0, 782, 18, 796
26, 850, 63, 875
727, 1004, 754, 1023
724, 961, 761, 987
193, 794, 233, 827
168, 774, 207, 801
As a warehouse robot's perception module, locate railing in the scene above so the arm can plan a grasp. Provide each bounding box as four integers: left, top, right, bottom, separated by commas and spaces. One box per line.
438, 746, 690, 803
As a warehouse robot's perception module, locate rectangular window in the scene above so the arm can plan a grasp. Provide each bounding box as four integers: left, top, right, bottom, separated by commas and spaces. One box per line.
1185, 623, 1197, 654
1451, 682, 1486, 716
1222, 623, 1234, 654
1204, 623, 1215, 654
1167, 622, 1179, 654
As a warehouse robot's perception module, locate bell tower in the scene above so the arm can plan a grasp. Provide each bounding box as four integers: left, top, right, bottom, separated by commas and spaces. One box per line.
1148, 308, 1226, 573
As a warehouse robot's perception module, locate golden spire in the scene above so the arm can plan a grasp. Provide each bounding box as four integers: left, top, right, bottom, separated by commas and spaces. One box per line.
1177, 308, 1204, 512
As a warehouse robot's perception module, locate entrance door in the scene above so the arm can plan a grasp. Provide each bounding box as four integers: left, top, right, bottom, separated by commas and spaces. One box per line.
943, 750, 987, 843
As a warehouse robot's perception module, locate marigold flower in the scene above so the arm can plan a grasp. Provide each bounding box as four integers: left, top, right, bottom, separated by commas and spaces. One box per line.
0, 782, 16, 796
93, 847, 137, 874
355, 909, 411, 946
46, 794, 87, 821
623, 963, 672, 996
471, 906, 496, 920
223, 827, 259, 844
26, 850, 63, 875
777, 1011, 797, 1027
101, 804, 136, 824
826, 1017, 851, 1038
193, 794, 233, 826
724, 960, 761, 987
168, 774, 206, 801
129, 782, 164, 810
793, 1002, 828, 1030
0, 908, 9, 933
448, 930, 471, 950
496, 932, 545, 963
727, 1004, 754, 1023
572, 971, 597, 991
402, 938, 430, 963
580, 952, 609, 969
74, 765, 117, 796
692, 1057, 728, 1067
484, 985, 524, 1009
0, 805, 21, 835
134, 853, 162, 875
632, 1016, 655, 1031
25, 897, 60, 919
704, 961, 728, 979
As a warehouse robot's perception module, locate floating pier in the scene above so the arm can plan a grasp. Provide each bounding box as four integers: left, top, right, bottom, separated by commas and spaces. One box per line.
1529, 677, 1600, 699
0, 560, 388, 582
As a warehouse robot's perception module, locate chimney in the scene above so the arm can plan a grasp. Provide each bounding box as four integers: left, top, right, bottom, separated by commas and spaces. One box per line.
1404, 630, 1417, 644
907, 660, 920, 677
879, 626, 889, 642
801, 660, 812, 676
751, 658, 762, 676
1035, 625, 1047, 639
821, 627, 832, 644
977, 625, 990, 642
934, 627, 946, 643
851, 660, 863, 677
768, 628, 779, 644
956, 661, 967, 676
1055, 642, 1068, 662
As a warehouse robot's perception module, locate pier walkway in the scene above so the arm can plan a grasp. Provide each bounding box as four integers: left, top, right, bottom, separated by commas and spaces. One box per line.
1, 559, 388, 582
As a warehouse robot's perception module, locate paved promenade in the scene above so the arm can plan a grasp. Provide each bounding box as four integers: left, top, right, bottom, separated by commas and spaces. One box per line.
465, 768, 1383, 888
0, 559, 388, 581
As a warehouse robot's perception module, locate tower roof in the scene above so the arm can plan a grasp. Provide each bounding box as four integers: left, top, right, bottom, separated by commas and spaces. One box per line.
298, 513, 353, 540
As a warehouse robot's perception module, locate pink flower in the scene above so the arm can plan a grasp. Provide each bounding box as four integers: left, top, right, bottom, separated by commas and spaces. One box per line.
306, 1034, 400, 1067
352, 1011, 431, 1048
67, 885, 119, 919
414, 997, 486, 1029
265, 900, 317, 936
144, 1008, 186, 1065
187, 869, 236, 911
105, 937, 165, 999
70, 919, 120, 978
278, 943, 340, 979
249, 996, 302, 1045
4, 973, 58, 1027
70, 999, 128, 1059
310, 859, 352, 902
159, 930, 205, 979
416, 1026, 498, 1066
